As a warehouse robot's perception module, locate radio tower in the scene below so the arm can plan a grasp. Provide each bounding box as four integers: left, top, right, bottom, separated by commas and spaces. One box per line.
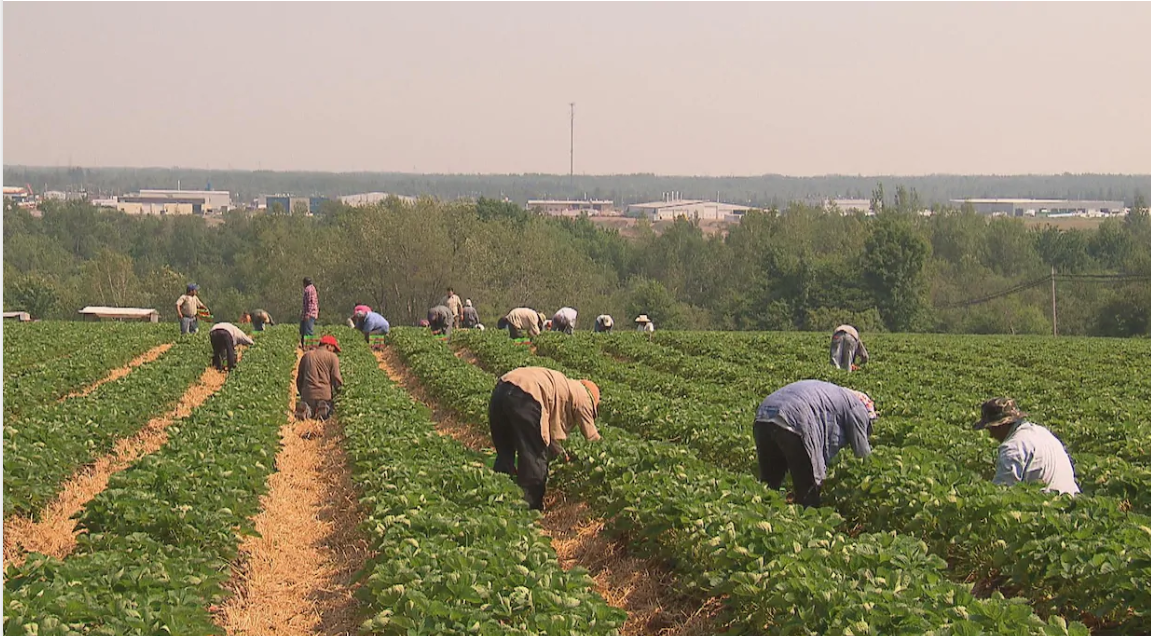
569, 102, 575, 191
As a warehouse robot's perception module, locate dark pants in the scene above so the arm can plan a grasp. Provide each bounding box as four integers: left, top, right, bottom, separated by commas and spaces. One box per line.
430, 317, 452, 336
299, 316, 315, 347
210, 329, 237, 372
489, 380, 548, 510
754, 420, 821, 507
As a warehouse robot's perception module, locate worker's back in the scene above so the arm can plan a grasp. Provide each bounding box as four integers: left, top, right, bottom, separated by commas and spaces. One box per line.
298, 348, 341, 401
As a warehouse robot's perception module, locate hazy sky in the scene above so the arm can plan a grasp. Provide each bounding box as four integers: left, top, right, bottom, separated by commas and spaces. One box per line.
4, 2, 1150, 176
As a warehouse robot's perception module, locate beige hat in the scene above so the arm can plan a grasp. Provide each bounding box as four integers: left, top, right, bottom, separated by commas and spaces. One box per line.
635, 314, 651, 323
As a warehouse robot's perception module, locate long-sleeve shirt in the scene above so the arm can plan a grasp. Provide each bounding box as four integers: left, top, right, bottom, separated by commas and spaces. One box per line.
297, 348, 343, 401
359, 311, 390, 334
302, 284, 319, 319
428, 305, 453, 327
500, 367, 601, 448
444, 294, 463, 319
505, 307, 542, 336
992, 422, 1080, 495
209, 322, 255, 346
176, 294, 207, 318
252, 310, 274, 326
461, 306, 480, 328
755, 380, 873, 484
553, 307, 577, 327
834, 325, 869, 364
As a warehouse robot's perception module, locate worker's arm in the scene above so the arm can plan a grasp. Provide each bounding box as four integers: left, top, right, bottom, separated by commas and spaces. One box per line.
330, 358, 344, 394
992, 445, 1025, 487
235, 331, 255, 346
574, 400, 601, 442
846, 410, 872, 459
857, 340, 870, 365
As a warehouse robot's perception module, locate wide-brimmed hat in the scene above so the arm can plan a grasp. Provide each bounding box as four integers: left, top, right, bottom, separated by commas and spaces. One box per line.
635, 314, 651, 323
973, 397, 1027, 430
319, 334, 341, 352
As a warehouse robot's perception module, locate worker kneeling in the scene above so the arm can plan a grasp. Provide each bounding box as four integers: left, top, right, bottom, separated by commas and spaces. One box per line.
753, 380, 876, 507
488, 367, 602, 511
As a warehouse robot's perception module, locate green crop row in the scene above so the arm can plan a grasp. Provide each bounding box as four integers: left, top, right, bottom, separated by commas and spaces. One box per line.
2, 322, 170, 377
3, 326, 297, 635
336, 328, 626, 635
3, 339, 207, 518
389, 328, 1084, 635
458, 330, 1148, 629
3, 325, 176, 418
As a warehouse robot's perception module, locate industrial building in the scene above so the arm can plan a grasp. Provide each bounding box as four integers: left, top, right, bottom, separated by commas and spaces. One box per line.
139, 189, 232, 212
824, 199, 873, 214
527, 199, 615, 216
950, 198, 1126, 217
263, 195, 331, 215
340, 192, 417, 206
627, 198, 752, 222
99, 189, 233, 216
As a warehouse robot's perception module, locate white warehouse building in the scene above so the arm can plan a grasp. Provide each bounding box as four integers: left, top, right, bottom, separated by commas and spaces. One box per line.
627, 199, 752, 221
950, 198, 1125, 217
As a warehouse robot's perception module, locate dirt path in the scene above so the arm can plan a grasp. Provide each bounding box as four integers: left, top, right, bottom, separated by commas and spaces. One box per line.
62, 342, 174, 400
214, 351, 371, 636
376, 344, 720, 636
3, 361, 229, 569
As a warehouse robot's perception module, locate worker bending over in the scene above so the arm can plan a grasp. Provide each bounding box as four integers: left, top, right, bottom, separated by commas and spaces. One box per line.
461, 299, 480, 328
427, 305, 454, 336
488, 367, 602, 510
209, 321, 254, 372
754, 379, 876, 507
296, 335, 343, 421
550, 307, 578, 334
973, 398, 1079, 495
830, 324, 868, 371
594, 314, 614, 333
354, 309, 391, 342
497, 307, 544, 339
249, 309, 274, 332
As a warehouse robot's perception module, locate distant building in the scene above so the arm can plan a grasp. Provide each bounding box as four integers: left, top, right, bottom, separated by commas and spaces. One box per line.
140, 189, 232, 212
627, 198, 751, 222
3, 185, 36, 207
103, 189, 233, 216
951, 198, 1125, 217
78, 306, 160, 322
527, 199, 615, 216
824, 198, 873, 214
264, 195, 331, 215
340, 192, 417, 206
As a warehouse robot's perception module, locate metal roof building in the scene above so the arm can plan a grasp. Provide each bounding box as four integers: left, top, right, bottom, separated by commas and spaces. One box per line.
950, 198, 1126, 217
626, 199, 752, 221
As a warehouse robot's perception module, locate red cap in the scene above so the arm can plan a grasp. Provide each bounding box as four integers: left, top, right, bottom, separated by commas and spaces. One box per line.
319, 335, 341, 352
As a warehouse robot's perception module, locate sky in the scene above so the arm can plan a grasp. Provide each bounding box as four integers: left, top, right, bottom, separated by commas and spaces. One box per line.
3, 2, 1150, 177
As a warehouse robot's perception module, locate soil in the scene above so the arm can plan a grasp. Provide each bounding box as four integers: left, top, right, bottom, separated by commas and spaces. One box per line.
62, 342, 174, 400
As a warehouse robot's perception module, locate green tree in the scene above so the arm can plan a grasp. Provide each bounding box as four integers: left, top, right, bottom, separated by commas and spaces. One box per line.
863, 214, 930, 331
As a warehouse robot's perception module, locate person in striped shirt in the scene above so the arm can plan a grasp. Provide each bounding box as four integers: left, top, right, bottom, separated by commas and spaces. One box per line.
300, 277, 319, 348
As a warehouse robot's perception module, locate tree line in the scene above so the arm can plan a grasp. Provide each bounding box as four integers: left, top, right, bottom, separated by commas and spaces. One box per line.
4, 194, 1151, 337
7, 165, 1151, 209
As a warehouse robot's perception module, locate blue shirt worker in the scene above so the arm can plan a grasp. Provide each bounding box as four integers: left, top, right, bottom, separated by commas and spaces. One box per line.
753, 380, 876, 507
973, 397, 1080, 495
355, 310, 391, 343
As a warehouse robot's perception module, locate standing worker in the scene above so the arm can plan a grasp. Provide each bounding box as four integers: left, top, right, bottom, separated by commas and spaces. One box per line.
753, 379, 877, 507
208, 321, 254, 372
249, 309, 274, 332
973, 398, 1080, 495
594, 314, 614, 333
497, 307, 544, 339
443, 287, 463, 329
830, 324, 869, 371
551, 307, 578, 334
175, 283, 209, 335
461, 299, 480, 329
301, 277, 319, 348
296, 334, 344, 421
427, 304, 454, 336
635, 314, 655, 333
354, 308, 391, 342
488, 366, 602, 510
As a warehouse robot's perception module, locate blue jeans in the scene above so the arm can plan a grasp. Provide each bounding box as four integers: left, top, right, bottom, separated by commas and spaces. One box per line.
299, 316, 315, 347
180, 316, 198, 335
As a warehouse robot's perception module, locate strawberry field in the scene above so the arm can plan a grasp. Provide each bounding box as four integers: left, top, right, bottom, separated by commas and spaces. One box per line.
5, 321, 1150, 634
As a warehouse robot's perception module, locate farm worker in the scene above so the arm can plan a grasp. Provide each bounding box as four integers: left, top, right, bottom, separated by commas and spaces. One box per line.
461, 299, 480, 329
355, 309, 391, 342
594, 314, 614, 333
753, 380, 876, 507
250, 309, 274, 332
497, 307, 544, 339
443, 287, 463, 328
208, 321, 254, 373
635, 314, 655, 333
488, 366, 602, 511
176, 283, 209, 335
551, 307, 578, 334
973, 398, 1080, 495
427, 304, 454, 336
295, 334, 344, 421
300, 277, 319, 348
830, 324, 869, 372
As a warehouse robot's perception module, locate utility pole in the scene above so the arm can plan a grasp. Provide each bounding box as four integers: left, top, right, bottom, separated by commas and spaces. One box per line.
569, 102, 575, 192
1050, 266, 1058, 337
